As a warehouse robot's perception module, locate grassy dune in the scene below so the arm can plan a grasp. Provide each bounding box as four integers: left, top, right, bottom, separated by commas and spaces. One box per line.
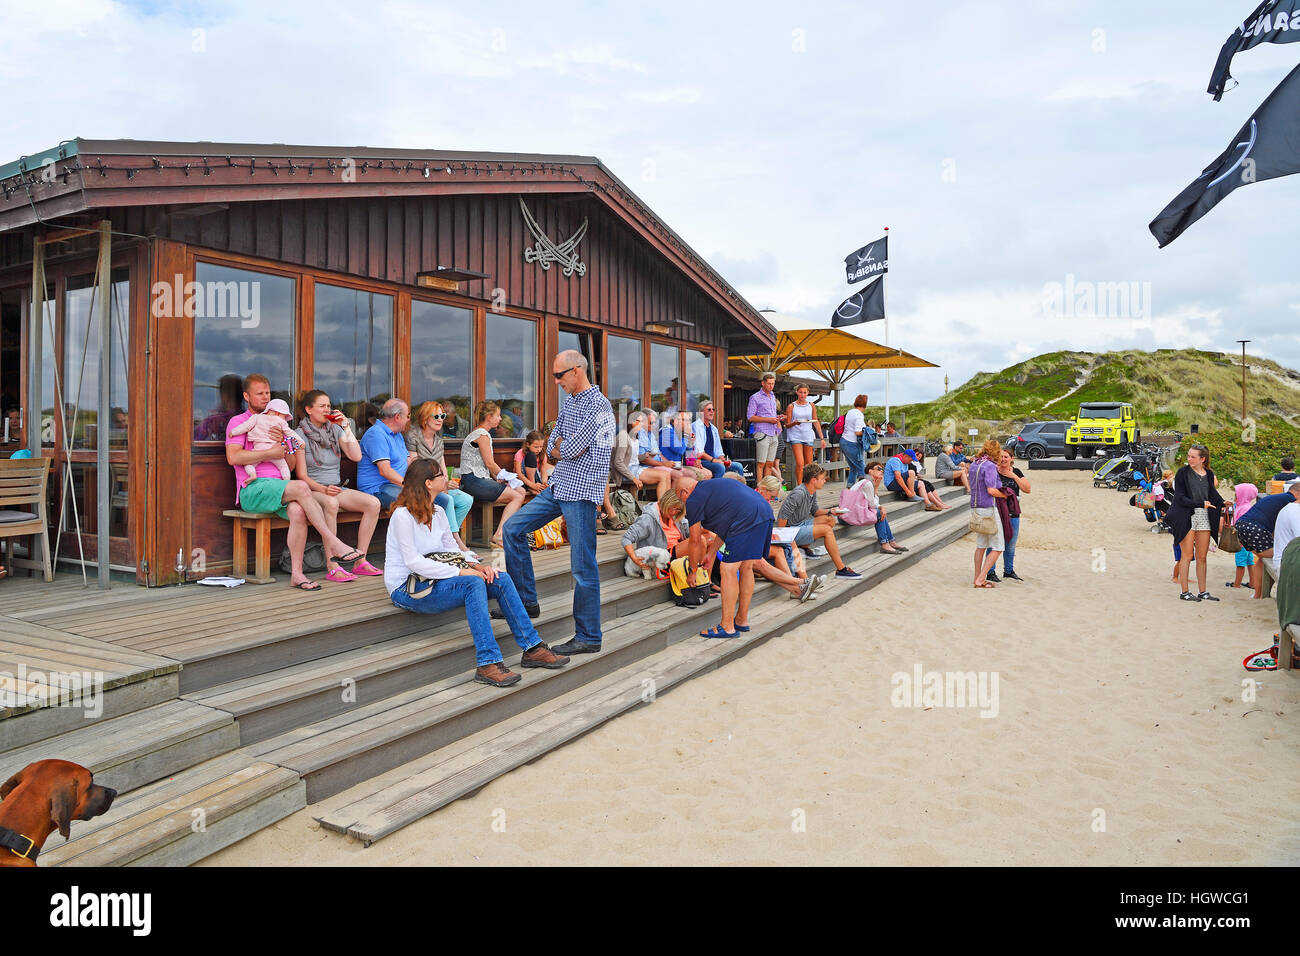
818, 349, 1300, 440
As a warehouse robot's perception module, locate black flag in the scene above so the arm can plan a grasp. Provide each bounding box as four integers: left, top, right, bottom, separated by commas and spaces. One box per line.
844, 236, 888, 283
1151, 61, 1300, 247
1208, 1, 1300, 101
832, 276, 885, 327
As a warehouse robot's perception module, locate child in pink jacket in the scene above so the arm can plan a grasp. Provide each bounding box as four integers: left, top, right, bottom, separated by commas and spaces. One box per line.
229, 398, 301, 480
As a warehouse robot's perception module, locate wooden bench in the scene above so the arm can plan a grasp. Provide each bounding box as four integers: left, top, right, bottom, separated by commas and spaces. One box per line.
223, 509, 369, 584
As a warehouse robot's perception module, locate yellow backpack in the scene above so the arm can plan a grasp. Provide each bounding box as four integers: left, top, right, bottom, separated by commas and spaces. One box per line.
668, 556, 711, 607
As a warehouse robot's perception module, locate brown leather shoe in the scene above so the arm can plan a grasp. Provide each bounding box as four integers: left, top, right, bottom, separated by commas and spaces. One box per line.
520, 642, 570, 669
474, 662, 522, 687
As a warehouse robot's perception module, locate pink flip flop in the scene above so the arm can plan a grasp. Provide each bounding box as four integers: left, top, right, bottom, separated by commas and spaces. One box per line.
349, 559, 384, 576
326, 566, 358, 583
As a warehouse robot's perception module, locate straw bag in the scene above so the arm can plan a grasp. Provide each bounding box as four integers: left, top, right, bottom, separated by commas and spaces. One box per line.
1218, 522, 1241, 554
968, 510, 998, 536
529, 516, 567, 551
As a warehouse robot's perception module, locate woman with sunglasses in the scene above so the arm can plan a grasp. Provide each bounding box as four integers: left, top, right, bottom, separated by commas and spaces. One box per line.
385, 458, 569, 687
407, 400, 475, 550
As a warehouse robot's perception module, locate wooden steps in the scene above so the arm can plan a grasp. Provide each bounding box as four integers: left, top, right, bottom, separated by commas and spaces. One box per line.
0, 699, 239, 795
248, 504, 968, 805
183, 487, 964, 749
315, 507, 970, 843
40, 752, 305, 867
0, 616, 181, 749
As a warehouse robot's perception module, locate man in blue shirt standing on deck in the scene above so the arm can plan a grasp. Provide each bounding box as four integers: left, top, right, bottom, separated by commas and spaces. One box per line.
503, 349, 615, 657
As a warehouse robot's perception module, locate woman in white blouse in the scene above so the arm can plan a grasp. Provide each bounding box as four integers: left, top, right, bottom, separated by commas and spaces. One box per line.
385, 458, 569, 687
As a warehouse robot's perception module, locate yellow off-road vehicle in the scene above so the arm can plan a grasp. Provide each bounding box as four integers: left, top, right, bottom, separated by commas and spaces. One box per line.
1064, 402, 1138, 459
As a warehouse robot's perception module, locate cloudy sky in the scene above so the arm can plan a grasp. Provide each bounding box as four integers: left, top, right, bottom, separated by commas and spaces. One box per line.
5, 0, 1300, 405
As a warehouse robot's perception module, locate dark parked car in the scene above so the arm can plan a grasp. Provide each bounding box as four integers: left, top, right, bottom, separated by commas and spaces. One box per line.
1010, 420, 1071, 459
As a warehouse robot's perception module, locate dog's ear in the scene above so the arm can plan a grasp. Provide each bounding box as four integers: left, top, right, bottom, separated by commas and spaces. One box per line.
0, 768, 24, 801
51, 781, 79, 840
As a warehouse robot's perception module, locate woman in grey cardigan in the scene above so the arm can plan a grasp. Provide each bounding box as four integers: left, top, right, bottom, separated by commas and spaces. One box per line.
621, 490, 690, 577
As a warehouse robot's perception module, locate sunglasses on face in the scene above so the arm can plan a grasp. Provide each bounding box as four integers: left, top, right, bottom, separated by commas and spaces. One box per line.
432, 413, 447, 420
553, 366, 580, 380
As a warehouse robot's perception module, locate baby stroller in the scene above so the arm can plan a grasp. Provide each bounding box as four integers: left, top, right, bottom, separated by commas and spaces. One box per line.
1114, 450, 1161, 493
1093, 453, 1137, 488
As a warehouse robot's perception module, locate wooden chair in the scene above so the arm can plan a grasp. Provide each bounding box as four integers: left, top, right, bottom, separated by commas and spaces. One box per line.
0, 456, 54, 581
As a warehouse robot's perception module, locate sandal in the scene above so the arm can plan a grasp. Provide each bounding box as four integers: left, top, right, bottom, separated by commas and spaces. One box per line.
350, 559, 384, 576
292, 579, 323, 591
974, 581, 996, 589
700, 624, 738, 639
335, 549, 364, 565
326, 566, 357, 583
595, 525, 608, 535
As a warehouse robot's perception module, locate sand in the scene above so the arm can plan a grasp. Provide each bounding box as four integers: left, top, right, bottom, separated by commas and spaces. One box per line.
204, 469, 1300, 866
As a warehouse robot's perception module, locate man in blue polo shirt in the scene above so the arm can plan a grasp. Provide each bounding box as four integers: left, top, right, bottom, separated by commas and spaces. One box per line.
358, 399, 412, 508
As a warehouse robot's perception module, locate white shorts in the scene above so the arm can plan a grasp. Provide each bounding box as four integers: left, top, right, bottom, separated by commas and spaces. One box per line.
973, 507, 1005, 551
754, 433, 778, 462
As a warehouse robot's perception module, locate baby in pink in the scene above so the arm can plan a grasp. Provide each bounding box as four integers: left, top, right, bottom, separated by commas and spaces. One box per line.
230, 398, 302, 480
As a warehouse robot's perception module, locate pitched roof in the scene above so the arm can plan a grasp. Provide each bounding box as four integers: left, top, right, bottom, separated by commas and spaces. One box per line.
0, 138, 775, 347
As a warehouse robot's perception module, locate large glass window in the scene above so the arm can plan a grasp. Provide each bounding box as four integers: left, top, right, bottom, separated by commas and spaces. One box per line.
684, 348, 712, 416
313, 282, 393, 438
606, 335, 642, 423
410, 299, 473, 440
192, 263, 295, 441
64, 269, 129, 450
484, 313, 536, 439
556, 328, 597, 416
650, 343, 680, 417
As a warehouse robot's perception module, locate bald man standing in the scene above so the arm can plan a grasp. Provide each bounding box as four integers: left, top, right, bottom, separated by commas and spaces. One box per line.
502, 349, 615, 655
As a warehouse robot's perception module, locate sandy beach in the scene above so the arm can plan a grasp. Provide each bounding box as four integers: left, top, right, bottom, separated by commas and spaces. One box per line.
205, 468, 1300, 866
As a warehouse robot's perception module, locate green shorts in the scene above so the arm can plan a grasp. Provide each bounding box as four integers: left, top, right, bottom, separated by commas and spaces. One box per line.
240, 478, 290, 519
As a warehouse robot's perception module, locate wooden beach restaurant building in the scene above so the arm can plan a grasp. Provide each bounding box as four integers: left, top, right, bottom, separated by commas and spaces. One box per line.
0, 139, 776, 585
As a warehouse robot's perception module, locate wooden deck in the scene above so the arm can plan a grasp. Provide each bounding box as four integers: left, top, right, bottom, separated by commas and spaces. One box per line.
1, 486, 973, 864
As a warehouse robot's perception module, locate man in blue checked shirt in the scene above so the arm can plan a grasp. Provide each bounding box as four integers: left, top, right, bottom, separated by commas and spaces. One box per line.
502, 349, 615, 655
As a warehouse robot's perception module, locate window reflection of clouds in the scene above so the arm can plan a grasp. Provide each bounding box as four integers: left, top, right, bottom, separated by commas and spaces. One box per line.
193, 262, 295, 439
607, 335, 641, 414
485, 313, 535, 435
411, 300, 473, 438
313, 284, 393, 434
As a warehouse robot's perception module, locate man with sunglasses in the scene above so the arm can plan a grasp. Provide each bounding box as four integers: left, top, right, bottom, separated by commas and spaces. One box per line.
502, 350, 615, 655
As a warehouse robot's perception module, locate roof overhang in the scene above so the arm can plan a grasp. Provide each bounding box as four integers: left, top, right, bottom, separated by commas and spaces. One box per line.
0, 138, 777, 349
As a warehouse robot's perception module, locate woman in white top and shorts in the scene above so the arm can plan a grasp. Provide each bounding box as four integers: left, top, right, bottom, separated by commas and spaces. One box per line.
784, 383, 826, 482
459, 401, 526, 549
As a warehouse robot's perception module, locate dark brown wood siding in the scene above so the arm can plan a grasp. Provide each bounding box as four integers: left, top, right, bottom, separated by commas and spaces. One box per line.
96, 195, 731, 348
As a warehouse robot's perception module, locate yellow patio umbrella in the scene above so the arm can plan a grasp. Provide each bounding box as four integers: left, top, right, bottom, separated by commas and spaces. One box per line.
730, 312, 937, 415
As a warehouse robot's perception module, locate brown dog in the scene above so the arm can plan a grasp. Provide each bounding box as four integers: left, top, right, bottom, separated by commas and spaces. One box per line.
0, 760, 117, 866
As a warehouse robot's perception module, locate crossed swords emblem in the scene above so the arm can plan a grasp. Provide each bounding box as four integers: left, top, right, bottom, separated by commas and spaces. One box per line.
856, 243, 877, 266
520, 197, 587, 277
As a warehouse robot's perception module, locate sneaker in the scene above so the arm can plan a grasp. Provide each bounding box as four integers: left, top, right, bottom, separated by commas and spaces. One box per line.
805, 546, 829, 557
491, 602, 541, 621
1002, 571, 1025, 582
474, 662, 522, 687
812, 574, 829, 593
1179, 591, 1201, 602
986, 570, 1001, 583
797, 577, 815, 603
834, 567, 862, 580
1197, 591, 1220, 602
552, 638, 601, 655
520, 642, 570, 669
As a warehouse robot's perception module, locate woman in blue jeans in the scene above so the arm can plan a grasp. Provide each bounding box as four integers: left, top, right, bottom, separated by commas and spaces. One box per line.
983, 448, 1030, 582
384, 459, 570, 687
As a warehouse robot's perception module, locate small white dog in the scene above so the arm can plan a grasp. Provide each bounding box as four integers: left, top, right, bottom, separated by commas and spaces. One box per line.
625, 546, 671, 580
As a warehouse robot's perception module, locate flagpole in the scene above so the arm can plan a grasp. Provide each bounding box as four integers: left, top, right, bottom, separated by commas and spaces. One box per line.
883, 226, 890, 426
